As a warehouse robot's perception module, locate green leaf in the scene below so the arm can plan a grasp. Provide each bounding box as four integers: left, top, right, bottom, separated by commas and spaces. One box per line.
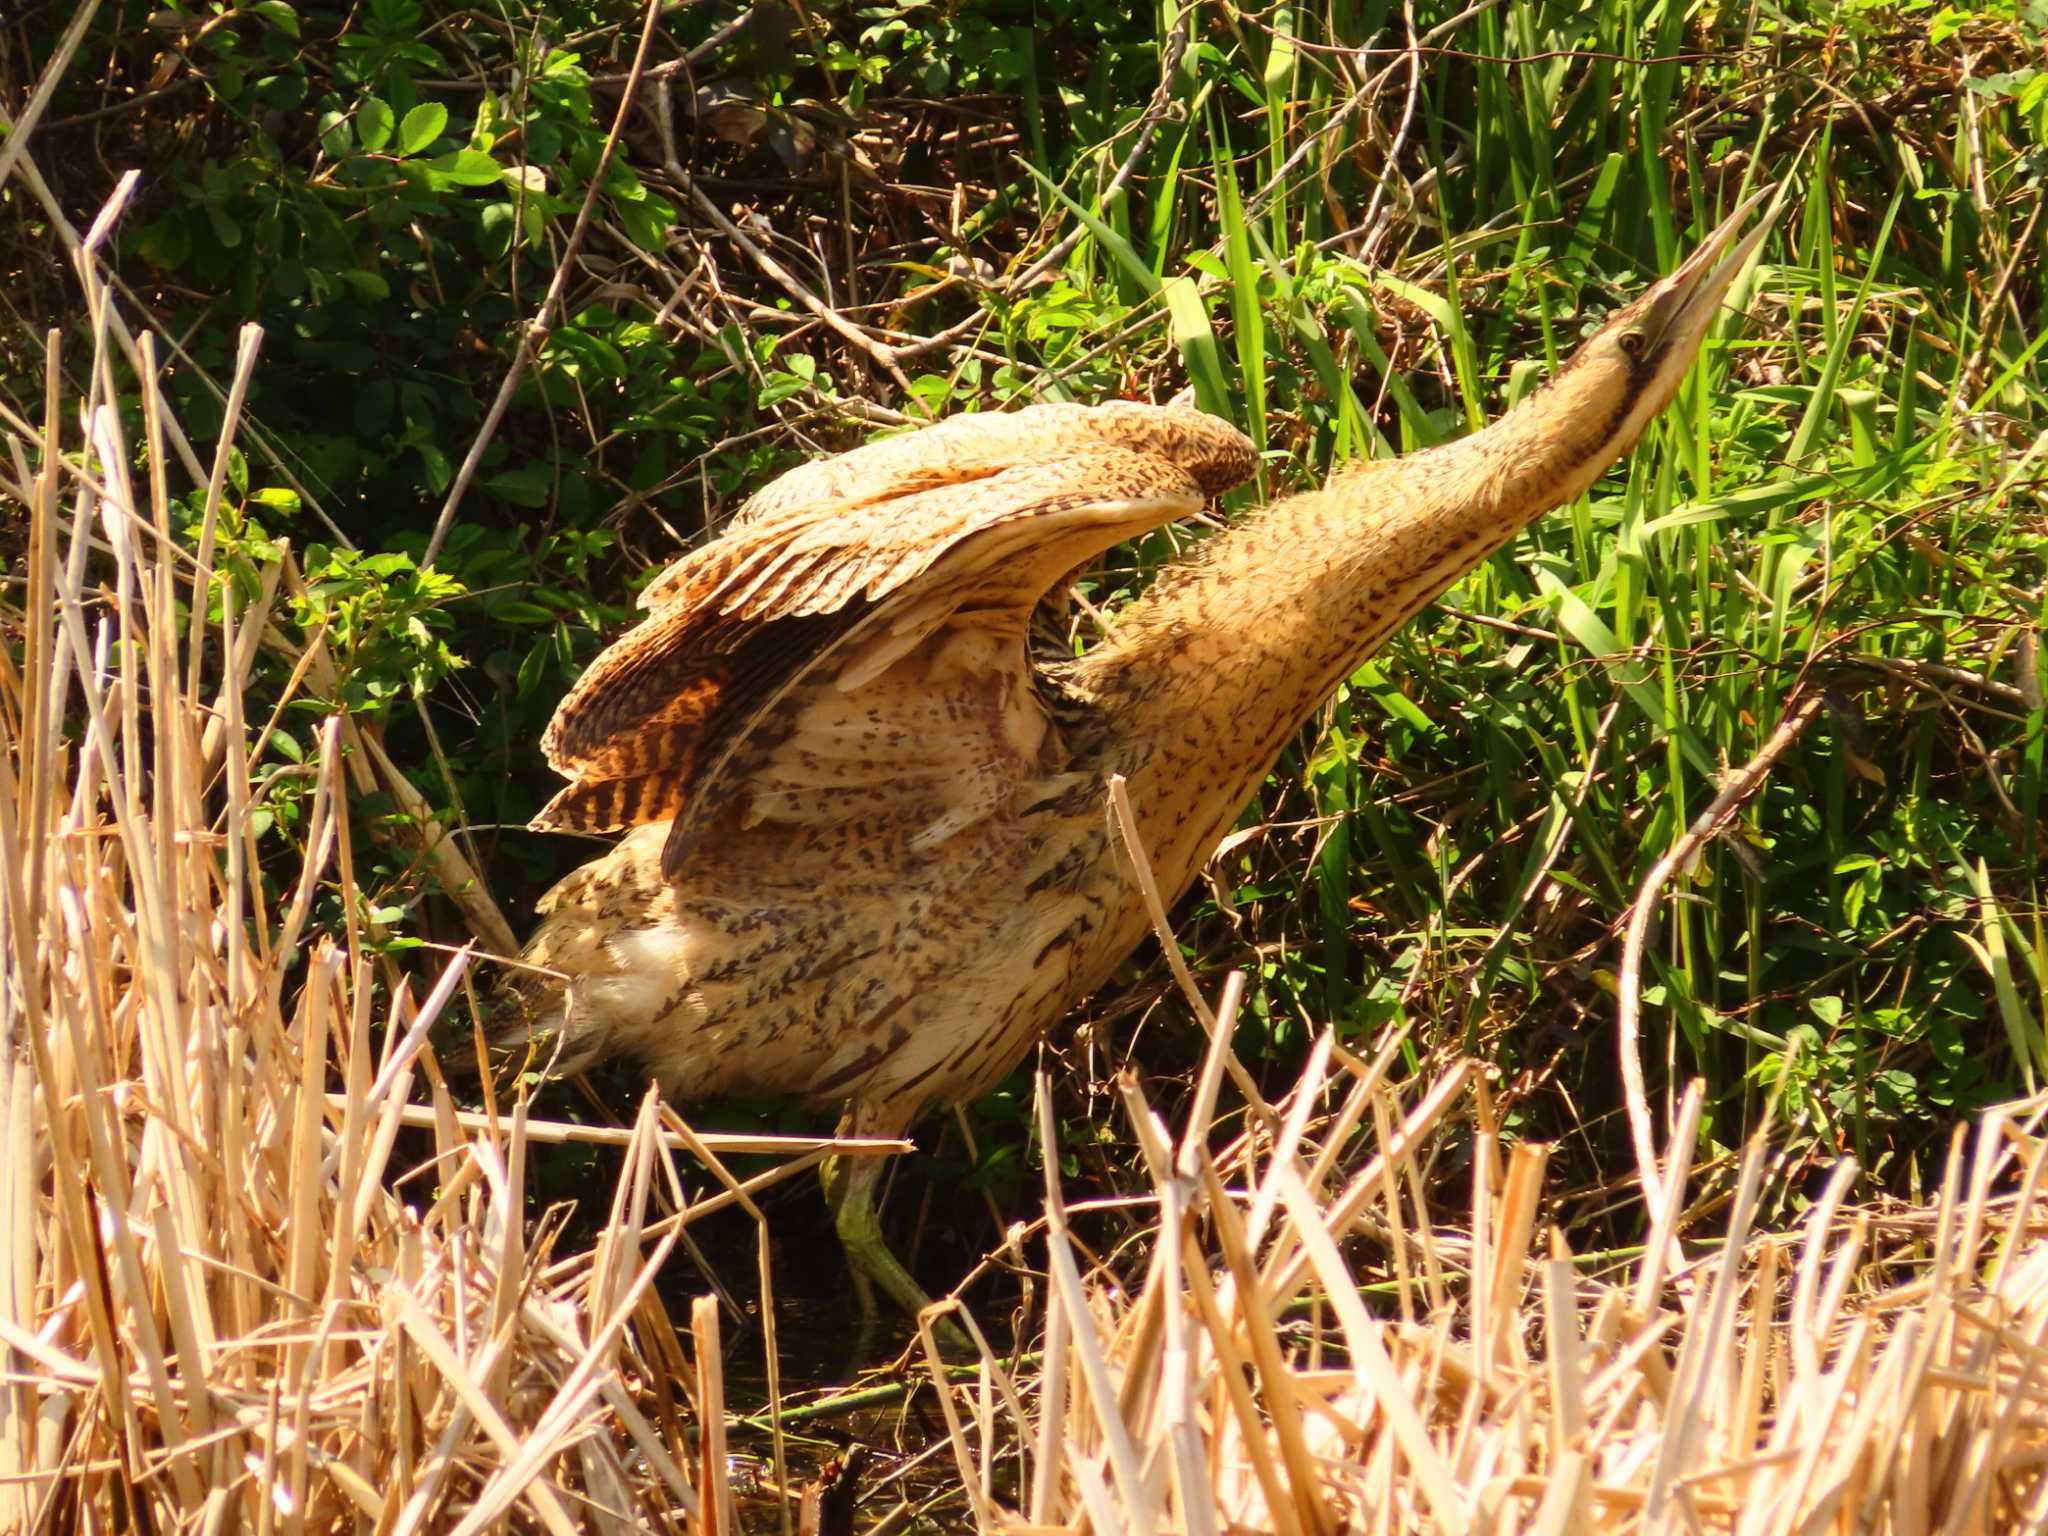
1534, 570, 1717, 777
487, 599, 557, 624
398, 102, 448, 157
1965, 858, 2044, 1091
317, 109, 351, 158
395, 161, 454, 195
615, 190, 674, 250
416, 441, 452, 495
1211, 142, 1265, 454
525, 120, 563, 163
480, 201, 517, 259
1353, 662, 1437, 736
484, 466, 553, 507
429, 149, 504, 186
1018, 161, 1158, 297
338, 269, 389, 300
1334, 289, 1436, 446
205, 202, 242, 250
135, 214, 191, 270
1787, 183, 1904, 466
517, 638, 551, 698
1639, 471, 1847, 537
1162, 275, 1231, 422
758, 371, 810, 408
355, 378, 395, 436
358, 95, 394, 153
249, 1, 300, 38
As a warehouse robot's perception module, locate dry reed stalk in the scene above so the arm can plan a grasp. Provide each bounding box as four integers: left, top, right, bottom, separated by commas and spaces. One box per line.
926, 971, 2048, 1534
0, 195, 909, 1534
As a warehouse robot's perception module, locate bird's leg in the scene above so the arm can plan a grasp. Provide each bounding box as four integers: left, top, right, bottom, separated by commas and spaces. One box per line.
816, 1143, 873, 1323
822, 1107, 972, 1353
824, 1151, 927, 1320
821, 1101, 930, 1323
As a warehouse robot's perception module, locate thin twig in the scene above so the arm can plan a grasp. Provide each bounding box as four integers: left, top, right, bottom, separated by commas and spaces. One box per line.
1008, 9, 1193, 293
675, 179, 915, 393
1618, 689, 1825, 1209
423, 0, 668, 566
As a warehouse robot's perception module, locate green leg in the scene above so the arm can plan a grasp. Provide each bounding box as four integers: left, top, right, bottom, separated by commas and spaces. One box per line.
820, 1113, 972, 1353
826, 1153, 937, 1321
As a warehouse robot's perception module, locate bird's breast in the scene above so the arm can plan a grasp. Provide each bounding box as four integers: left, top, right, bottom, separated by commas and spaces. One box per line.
526, 776, 1136, 1114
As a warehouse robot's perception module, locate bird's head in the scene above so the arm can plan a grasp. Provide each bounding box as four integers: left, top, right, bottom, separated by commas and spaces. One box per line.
1526, 187, 1779, 497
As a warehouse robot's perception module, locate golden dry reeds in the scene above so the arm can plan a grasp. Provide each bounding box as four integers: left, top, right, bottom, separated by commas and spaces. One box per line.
923, 974, 2048, 1535
11, 69, 2048, 1536
0, 185, 906, 1534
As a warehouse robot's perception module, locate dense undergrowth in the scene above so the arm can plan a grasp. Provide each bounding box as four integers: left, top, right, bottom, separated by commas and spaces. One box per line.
3, 0, 2044, 1278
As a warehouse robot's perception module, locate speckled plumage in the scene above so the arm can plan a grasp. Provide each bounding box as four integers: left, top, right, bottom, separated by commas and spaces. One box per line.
501, 402, 1262, 1123
497, 197, 1772, 1193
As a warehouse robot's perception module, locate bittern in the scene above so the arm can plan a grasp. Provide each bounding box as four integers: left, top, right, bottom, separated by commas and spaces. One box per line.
494, 192, 1775, 1320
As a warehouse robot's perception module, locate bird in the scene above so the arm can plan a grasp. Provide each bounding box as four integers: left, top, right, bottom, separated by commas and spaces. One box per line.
490, 190, 1776, 1322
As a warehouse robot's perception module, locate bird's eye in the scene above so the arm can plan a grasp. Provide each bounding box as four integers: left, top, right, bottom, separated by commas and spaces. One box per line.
1617, 328, 1648, 357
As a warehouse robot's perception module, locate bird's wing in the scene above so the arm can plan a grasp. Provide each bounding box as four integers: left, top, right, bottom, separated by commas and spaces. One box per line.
634, 401, 1252, 611
533, 403, 1255, 877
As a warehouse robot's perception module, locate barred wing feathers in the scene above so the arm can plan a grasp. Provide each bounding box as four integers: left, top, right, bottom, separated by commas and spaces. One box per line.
634, 401, 1255, 612
533, 405, 1256, 877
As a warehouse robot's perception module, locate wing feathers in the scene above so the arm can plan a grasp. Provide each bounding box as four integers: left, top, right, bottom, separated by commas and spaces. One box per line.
728, 400, 1257, 533
536, 404, 1257, 862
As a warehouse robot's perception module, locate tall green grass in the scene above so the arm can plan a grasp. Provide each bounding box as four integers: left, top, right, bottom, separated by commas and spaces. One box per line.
1000, 0, 2046, 1193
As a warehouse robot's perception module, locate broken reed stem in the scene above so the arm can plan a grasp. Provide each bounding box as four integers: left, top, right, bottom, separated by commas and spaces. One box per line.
1618, 688, 1825, 1208
323, 1091, 911, 1157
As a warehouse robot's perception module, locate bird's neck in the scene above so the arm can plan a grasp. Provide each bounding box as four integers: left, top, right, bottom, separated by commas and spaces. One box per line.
1070, 398, 1613, 897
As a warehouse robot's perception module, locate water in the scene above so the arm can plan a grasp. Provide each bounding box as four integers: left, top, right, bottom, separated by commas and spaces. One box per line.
671, 1205, 1018, 1530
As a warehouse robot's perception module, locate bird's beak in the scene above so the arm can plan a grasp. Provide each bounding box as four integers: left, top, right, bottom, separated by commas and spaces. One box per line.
1650, 184, 1784, 352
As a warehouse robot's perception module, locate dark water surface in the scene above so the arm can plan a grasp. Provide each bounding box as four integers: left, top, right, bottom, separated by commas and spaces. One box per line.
665, 1205, 1017, 1531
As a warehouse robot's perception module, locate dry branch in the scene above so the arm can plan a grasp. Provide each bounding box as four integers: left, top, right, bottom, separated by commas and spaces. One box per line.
1618, 688, 1825, 1208
423, 0, 668, 566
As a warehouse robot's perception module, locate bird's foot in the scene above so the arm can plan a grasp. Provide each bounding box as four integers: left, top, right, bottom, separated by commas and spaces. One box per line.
830, 1175, 973, 1355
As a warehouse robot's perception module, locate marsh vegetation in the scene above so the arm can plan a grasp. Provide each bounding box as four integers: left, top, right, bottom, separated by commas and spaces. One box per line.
3, 0, 2046, 1528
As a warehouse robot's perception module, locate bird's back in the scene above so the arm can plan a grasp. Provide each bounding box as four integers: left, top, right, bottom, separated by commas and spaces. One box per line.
494, 403, 1258, 1116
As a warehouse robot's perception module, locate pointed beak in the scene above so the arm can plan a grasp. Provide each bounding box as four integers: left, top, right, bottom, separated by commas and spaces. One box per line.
1653, 183, 1785, 350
